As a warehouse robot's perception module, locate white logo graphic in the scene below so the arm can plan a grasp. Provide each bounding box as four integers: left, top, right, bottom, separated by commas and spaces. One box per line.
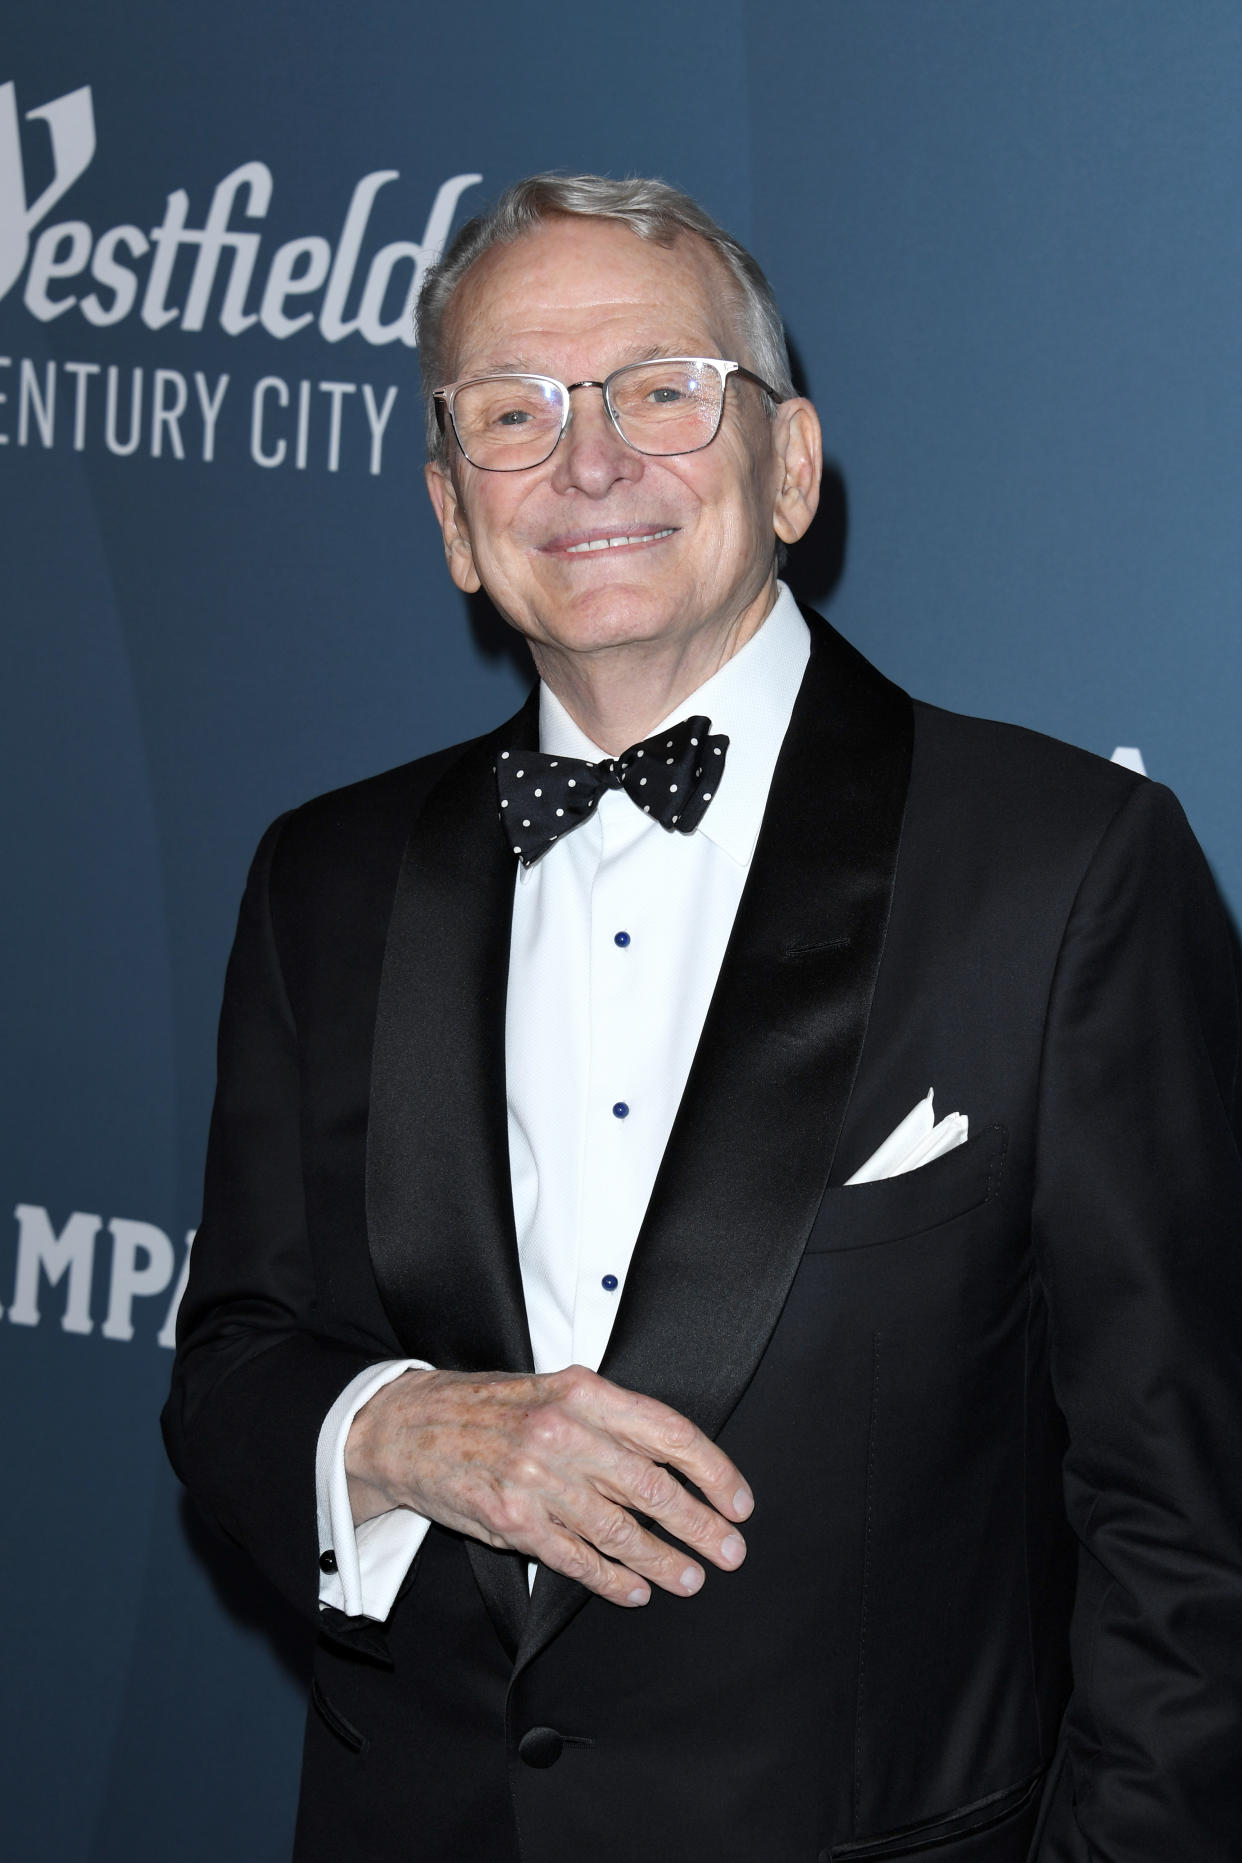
0, 79, 480, 347
1110, 746, 1147, 774
0, 81, 96, 302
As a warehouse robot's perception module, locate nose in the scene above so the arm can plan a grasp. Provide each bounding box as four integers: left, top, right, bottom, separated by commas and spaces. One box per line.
549, 384, 644, 498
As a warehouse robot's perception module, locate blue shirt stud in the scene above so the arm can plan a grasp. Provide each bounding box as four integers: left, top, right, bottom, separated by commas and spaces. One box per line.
614, 930, 631, 947
602, 1274, 619, 1292
612, 1101, 629, 1119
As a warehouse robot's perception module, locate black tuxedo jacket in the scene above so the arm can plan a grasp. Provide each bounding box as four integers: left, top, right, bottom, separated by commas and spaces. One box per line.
163, 612, 1242, 1863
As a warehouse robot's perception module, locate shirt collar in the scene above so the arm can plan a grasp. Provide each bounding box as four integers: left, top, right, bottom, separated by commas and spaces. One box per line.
536, 582, 810, 868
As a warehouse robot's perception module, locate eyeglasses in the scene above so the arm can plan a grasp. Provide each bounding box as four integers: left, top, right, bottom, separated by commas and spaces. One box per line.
432, 357, 781, 471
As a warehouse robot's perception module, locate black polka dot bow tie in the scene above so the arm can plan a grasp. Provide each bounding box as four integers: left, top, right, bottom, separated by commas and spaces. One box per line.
495, 715, 730, 867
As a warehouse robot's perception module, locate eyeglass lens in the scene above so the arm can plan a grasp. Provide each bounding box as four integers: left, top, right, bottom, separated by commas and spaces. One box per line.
449, 362, 726, 469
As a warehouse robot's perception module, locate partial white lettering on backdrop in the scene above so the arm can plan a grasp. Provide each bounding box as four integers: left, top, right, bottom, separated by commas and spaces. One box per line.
0, 357, 402, 472
1109, 747, 1147, 775
0, 79, 482, 473
4, 1204, 192, 1349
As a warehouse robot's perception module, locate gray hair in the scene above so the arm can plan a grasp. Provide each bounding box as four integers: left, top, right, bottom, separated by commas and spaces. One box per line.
416, 171, 796, 462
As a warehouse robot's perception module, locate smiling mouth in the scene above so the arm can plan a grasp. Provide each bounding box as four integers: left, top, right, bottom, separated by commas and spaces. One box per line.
557, 528, 677, 555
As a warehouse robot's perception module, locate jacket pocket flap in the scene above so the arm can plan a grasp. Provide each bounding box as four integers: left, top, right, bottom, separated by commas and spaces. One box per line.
807, 1124, 1008, 1253
823, 1767, 1043, 1858
310, 1675, 367, 1755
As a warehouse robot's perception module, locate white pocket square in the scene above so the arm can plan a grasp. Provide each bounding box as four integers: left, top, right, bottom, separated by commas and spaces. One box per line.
845, 1089, 969, 1185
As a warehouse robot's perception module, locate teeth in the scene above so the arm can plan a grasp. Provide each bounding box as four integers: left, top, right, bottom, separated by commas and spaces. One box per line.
564, 529, 675, 554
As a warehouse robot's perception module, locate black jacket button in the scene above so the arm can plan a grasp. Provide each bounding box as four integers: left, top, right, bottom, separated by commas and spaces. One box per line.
518, 1726, 564, 1769
319, 1549, 338, 1574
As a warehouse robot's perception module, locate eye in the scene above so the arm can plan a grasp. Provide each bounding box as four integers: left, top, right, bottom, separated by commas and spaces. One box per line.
450, 375, 564, 464
611, 364, 707, 422
463, 380, 559, 434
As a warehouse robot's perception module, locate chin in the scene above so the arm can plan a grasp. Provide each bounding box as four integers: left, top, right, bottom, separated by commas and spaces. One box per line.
546, 587, 693, 652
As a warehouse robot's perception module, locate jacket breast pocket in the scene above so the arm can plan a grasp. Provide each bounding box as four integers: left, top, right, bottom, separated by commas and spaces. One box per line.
806, 1124, 1008, 1254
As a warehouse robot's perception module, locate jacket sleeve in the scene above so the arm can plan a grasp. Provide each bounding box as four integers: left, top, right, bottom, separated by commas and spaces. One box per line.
161, 815, 387, 1617
1031, 779, 1242, 1860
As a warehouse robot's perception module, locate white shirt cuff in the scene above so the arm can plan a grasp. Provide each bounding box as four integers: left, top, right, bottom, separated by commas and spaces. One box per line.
314, 1359, 433, 1621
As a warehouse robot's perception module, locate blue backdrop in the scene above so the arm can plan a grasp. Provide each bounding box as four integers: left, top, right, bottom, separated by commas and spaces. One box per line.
3, 5, 1240, 1857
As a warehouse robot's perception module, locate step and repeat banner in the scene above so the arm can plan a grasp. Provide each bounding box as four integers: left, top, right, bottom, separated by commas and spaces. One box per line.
3, 4, 1240, 1858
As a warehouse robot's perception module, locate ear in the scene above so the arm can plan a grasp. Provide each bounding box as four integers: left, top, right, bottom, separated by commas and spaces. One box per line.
424, 460, 483, 594
770, 398, 822, 546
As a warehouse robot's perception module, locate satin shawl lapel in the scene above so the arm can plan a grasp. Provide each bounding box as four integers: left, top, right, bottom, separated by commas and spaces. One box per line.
367, 691, 539, 1655
516, 613, 914, 1673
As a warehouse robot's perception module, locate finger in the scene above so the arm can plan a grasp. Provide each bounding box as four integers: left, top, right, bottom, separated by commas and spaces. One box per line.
538, 1525, 652, 1608
602, 1448, 748, 1572
472, 1473, 703, 1602
529, 1374, 748, 1569
571, 1495, 709, 1598
579, 1379, 754, 1522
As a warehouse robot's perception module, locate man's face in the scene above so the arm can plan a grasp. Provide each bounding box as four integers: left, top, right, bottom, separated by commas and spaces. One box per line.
426, 217, 816, 670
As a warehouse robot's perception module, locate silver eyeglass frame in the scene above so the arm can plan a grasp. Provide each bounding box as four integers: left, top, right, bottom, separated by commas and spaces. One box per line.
432, 357, 782, 471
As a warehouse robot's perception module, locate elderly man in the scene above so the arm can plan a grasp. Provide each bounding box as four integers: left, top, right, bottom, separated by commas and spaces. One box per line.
164, 174, 1242, 1863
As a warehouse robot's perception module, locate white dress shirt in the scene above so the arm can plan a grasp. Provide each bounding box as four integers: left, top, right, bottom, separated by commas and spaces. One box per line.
316, 585, 811, 1619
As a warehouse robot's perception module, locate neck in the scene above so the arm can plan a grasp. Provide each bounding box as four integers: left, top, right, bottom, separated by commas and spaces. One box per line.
530, 580, 779, 754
